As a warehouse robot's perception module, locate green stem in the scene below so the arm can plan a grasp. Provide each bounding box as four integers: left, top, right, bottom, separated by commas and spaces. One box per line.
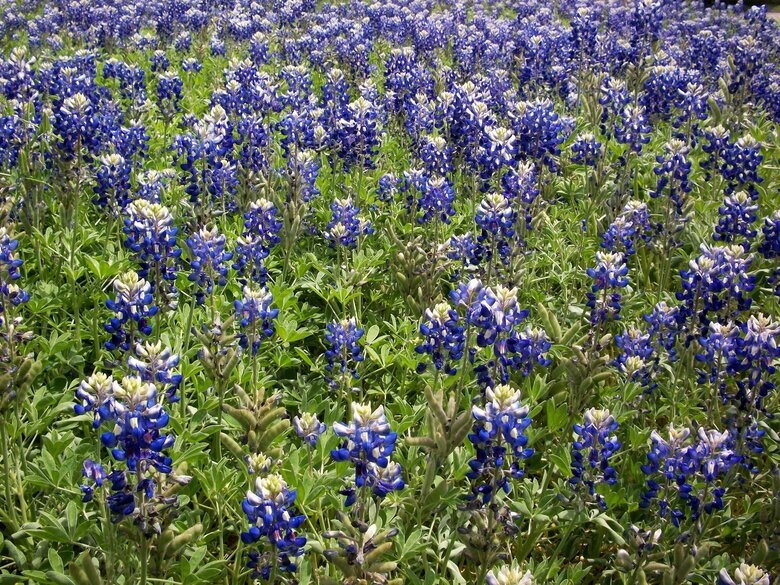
0, 422, 19, 530
180, 295, 197, 420
140, 535, 149, 585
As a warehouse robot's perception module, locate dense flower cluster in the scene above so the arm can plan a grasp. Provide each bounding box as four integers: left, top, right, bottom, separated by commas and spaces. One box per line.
570, 408, 621, 509
104, 271, 157, 353
467, 384, 533, 505
449, 279, 551, 389
324, 318, 365, 391
415, 301, 466, 375
123, 200, 181, 306
323, 198, 374, 249
331, 403, 404, 505
586, 252, 629, 327
240, 474, 307, 580
640, 425, 741, 527
234, 285, 278, 355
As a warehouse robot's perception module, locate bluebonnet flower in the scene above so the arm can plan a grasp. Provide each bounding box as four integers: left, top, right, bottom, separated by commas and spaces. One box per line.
718, 564, 771, 585
234, 285, 278, 356
486, 563, 534, 585
323, 198, 373, 249
501, 161, 540, 234
172, 105, 235, 213
376, 173, 401, 203
509, 98, 571, 171
127, 341, 182, 403
571, 132, 603, 167
181, 58, 202, 73
759, 210, 780, 260
586, 252, 629, 327
104, 272, 158, 353
467, 384, 533, 505
481, 126, 517, 178
52, 92, 101, 161
292, 413, 326, 447
123, 200, 181, 307
714, 190, 758, 249
249, 32, 270, 66
615, 104, 651, 154
700, 125, 730, 180
209, 36, 226, 57
136, 169, 173, 204
174, 32, 192, 54
676, 244, 755, 335
324, 318, 365, 391
0, 229, 28, 316
448, 232, 482, 272
103, 58, 147, 106
599, 76, 631, 138
75, 372, 117, 428
602, 201, 656, 257
0, 114, 23, 170
331, 403, 403, 505
455, 281, 550, 388
416, 175, 457, 225
336, 96, 382, 171
614, 327, 656, 392
721, 136, 763, 191
415, 301, 466, 375
245, 453, 273, 476
156, 72, 183, 122
232, 198, 281, 286
93, 153, 132, 213
100, 376, 174, 473
240, 473, 307, 580
280, 65, 313, 110
651, 139, 693, 225
420, 135, 453, 176
287, 149, 320, 203
237, 116, 270, 176
89, 375, 186, 533
759, 211, 780, 297
640, 425, 693, 526
475, 192, 517, 269
738, 313, 780, 412
641, 425, 740, 526
150, 50, 169, 73
80, 459, 107, 503
570, 408, 621, 509
186, 225, 232, 306
674, 82, 709, 134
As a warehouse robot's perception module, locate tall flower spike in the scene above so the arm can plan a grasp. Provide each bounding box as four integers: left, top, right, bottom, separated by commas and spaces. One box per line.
570, 408, 621, 510
186, 225, 232, 306
331, 403, 403, 505
467, 384, 533, 505
234, 285, 278, 355
123, 200, 181, 307
324, 318, 365, 391
104, 271, 158, 353
415, 301, 465, 375
240, 473, 307, 580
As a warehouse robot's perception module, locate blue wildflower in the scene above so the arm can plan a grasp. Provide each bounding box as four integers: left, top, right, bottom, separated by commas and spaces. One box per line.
570, 408, 621, 510
234, 285, 278, 356
467, 384, 533, 505
240, 474, 307, 580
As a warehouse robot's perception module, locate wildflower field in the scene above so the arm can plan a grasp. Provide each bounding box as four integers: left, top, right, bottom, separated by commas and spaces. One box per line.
1, 0, 780, 583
